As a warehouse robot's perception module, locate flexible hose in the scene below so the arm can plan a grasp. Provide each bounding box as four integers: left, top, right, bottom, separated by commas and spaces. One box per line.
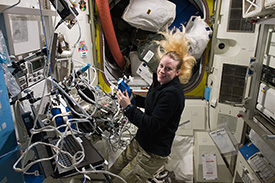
95, 0, 125, 69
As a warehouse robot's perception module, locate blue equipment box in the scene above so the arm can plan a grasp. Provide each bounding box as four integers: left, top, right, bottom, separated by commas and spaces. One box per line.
239, 143, 259, 160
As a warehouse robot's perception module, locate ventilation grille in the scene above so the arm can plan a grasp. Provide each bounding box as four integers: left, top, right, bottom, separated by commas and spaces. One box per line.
219, 64, 247, 104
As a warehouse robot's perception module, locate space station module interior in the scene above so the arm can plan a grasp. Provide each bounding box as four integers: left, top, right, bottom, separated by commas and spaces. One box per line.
0, 0, 275, 182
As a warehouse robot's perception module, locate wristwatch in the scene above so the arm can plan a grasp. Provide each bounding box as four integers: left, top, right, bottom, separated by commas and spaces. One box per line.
124, 104, 133, 112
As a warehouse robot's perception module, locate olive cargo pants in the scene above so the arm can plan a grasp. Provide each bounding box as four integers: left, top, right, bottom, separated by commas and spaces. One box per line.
109, 138, 168, 183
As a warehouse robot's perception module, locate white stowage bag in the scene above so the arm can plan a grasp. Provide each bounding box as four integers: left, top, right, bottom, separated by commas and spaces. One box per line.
185, 16, 213, 59
165, 136, 194, 182
122, 0, 176, 32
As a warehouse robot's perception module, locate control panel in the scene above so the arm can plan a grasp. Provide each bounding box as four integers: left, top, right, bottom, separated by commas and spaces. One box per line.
16, 55, 45, 89
25, 55, 45, 86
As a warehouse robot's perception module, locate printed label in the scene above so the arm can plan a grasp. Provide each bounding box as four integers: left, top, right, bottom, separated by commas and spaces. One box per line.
143, 50, 154, 63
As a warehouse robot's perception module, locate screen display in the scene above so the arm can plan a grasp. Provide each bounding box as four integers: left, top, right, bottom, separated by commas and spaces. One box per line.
29, 57, 44, 72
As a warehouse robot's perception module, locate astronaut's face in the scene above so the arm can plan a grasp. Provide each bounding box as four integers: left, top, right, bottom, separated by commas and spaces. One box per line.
157, 55, 180, 85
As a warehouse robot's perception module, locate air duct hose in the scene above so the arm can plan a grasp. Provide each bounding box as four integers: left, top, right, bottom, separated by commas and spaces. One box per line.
95, 0, 125, 69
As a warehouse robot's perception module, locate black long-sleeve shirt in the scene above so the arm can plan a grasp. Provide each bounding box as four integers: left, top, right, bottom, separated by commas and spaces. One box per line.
124, 74, 185, 156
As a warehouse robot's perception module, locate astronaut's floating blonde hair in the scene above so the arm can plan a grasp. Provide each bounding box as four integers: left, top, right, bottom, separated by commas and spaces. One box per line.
155, 26, 196, 84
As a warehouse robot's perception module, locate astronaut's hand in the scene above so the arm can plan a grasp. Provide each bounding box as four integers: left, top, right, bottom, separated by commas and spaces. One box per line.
116, 90, 131, 109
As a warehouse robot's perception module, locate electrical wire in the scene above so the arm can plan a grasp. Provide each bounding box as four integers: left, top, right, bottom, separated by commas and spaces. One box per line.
67, 83, 131, 152
55, 19, 64, 30
13, 122, 86, 173
55, 125, 85, 169
68, 8, 82, 86
38, 0, 49, 56
65, 118, 97, 135
14, 88, 132, 177
74, 167, 127, 183
14, 109, 130, 174
14, 141, 58, 173
40, 0, 66, 111
17, 0, 60, 165
14, 73, 130, 175
0, 147, 26, 159
12, 0, 133, 178
77, 89, 98, 116
207, 100, 211, 131
51, 79, 91, 117
82, 176, 87, 183
18, 0, 53, 152
51, 112, 72, 127
72, 59, 97, 85
0, 0, 21, 14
